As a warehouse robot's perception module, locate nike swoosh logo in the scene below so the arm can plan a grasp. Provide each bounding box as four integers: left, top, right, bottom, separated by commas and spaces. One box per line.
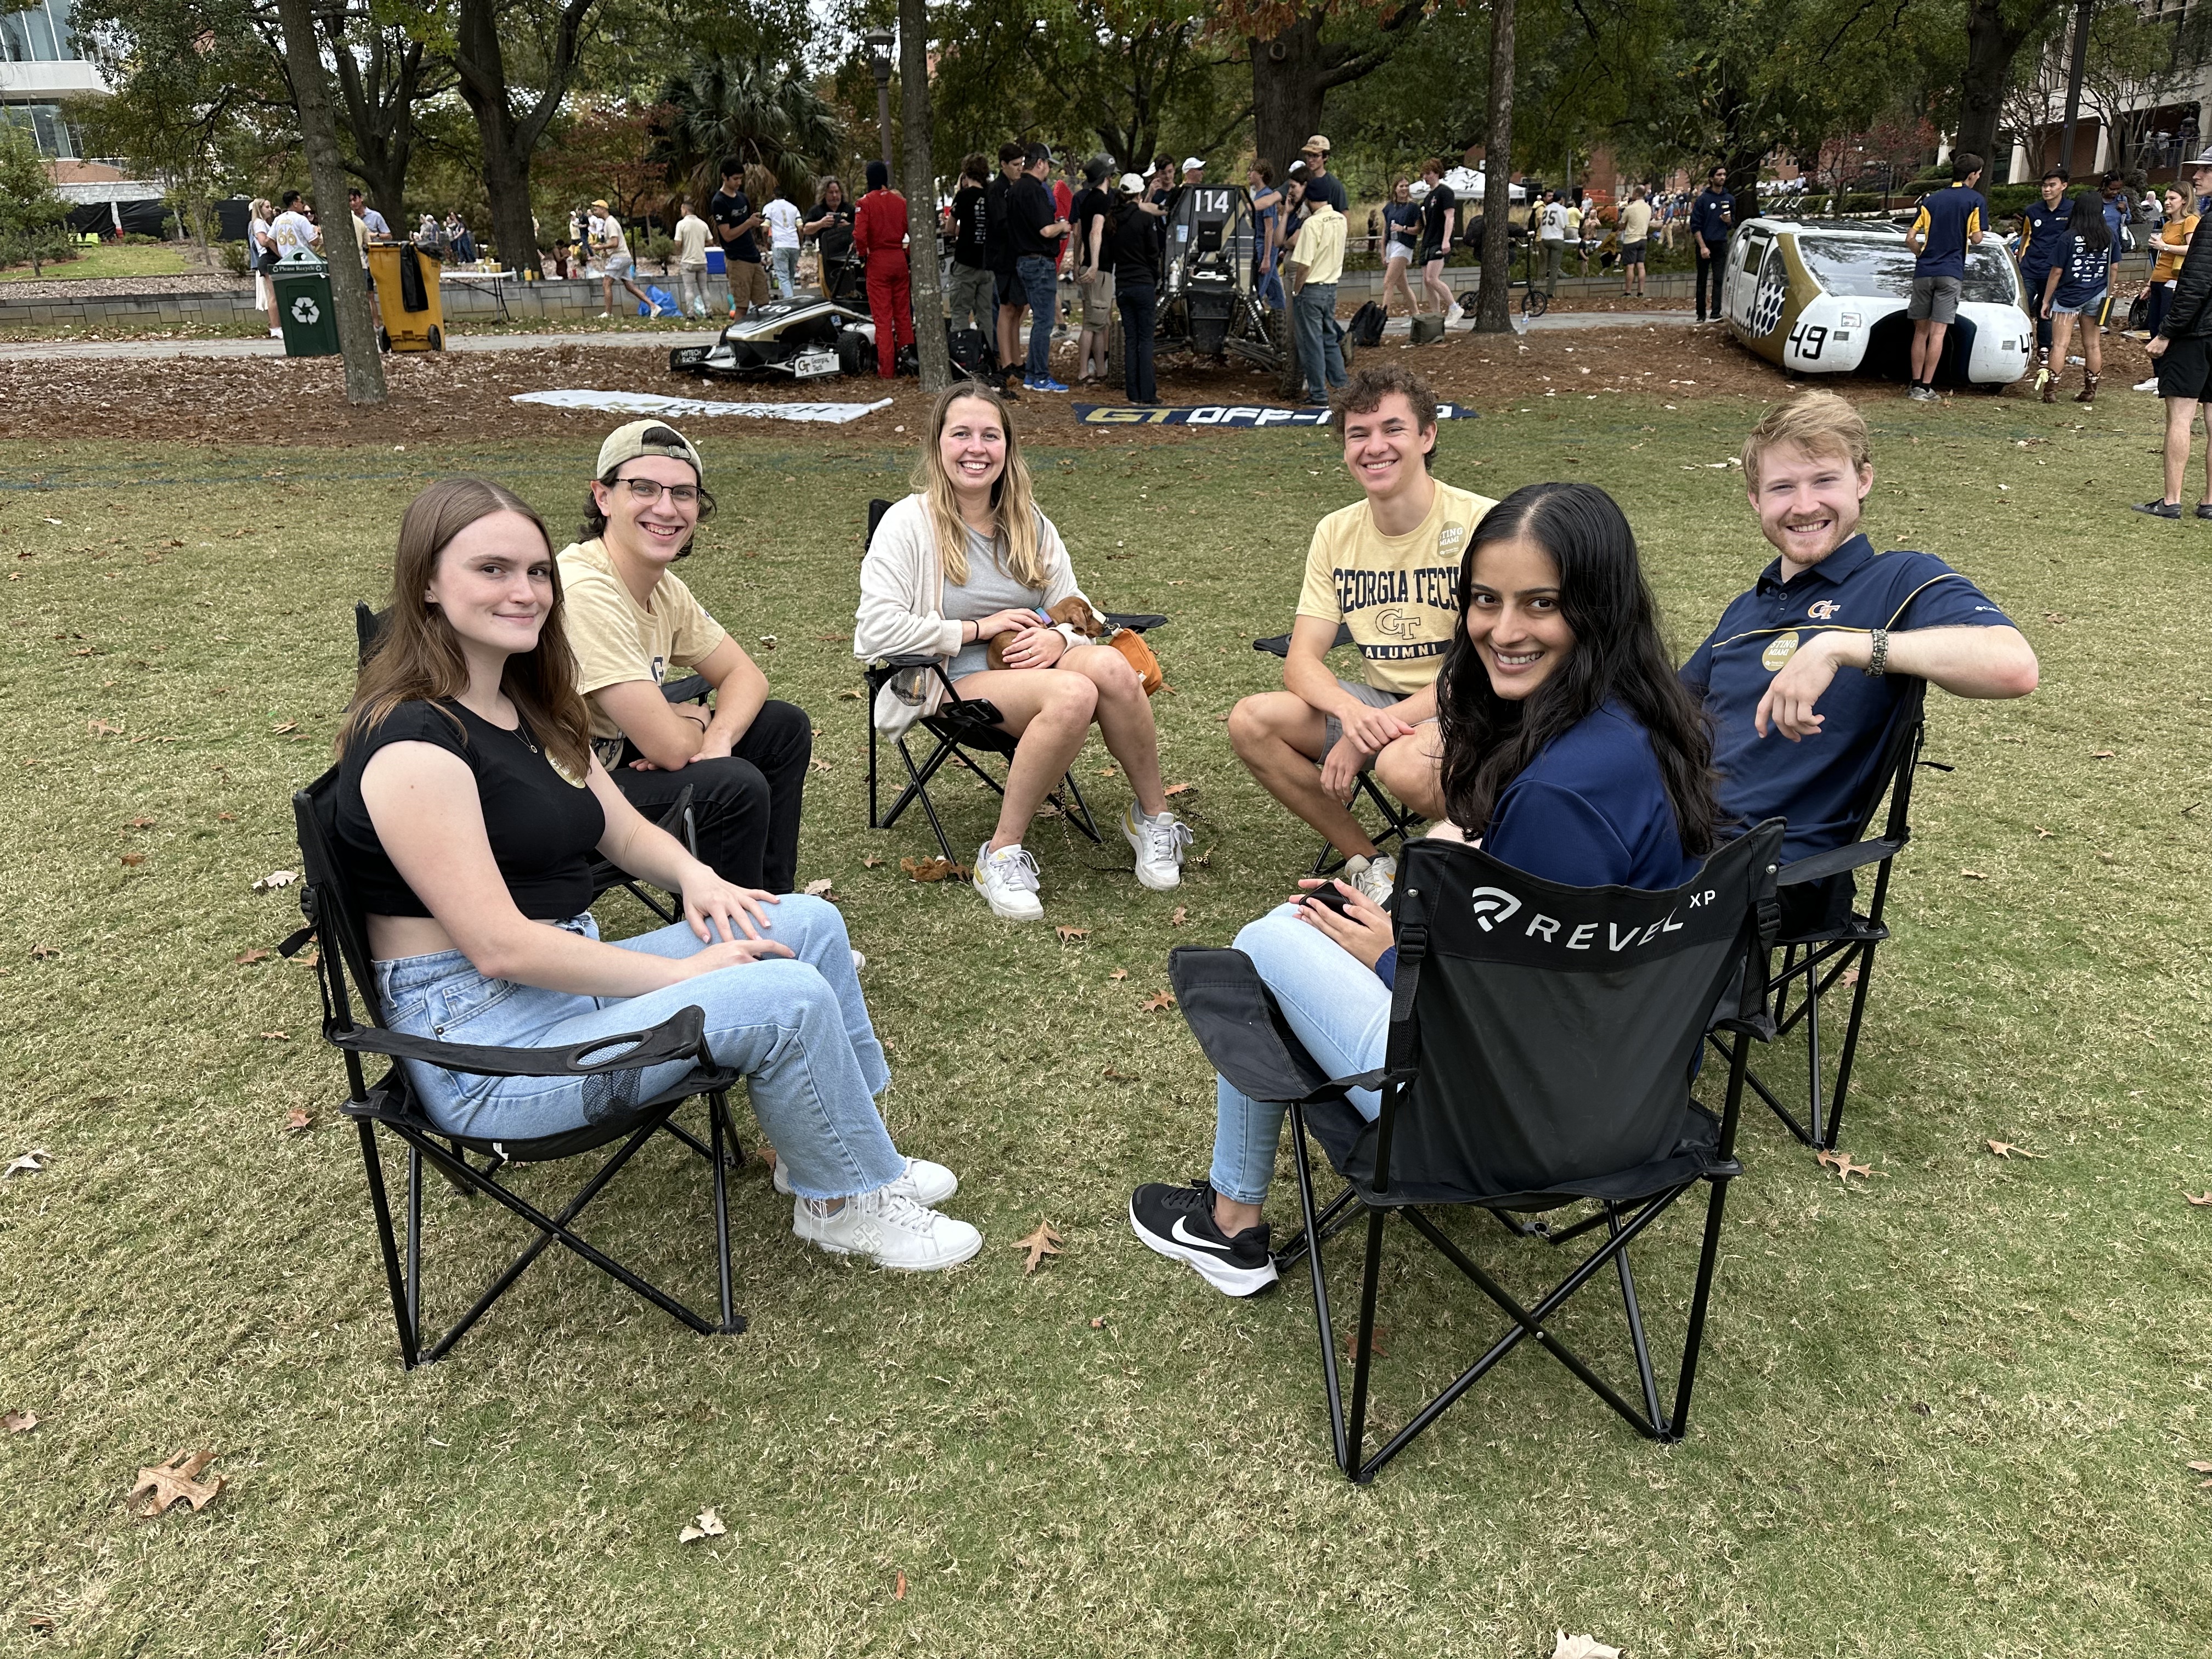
1170, 1215, 1232, 1254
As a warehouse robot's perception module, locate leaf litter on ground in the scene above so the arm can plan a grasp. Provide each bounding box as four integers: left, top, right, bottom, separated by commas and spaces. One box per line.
678, 1506, 727, 1544
901, 856, 966, 883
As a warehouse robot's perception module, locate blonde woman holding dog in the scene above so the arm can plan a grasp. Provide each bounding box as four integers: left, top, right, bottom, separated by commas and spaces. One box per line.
855, 383, 1191, 919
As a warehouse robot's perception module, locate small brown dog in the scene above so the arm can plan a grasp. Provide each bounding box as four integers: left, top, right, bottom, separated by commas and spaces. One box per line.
985, 596, 1110, 670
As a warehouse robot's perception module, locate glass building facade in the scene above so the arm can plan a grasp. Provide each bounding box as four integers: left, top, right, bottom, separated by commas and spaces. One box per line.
2, 0, 88, 157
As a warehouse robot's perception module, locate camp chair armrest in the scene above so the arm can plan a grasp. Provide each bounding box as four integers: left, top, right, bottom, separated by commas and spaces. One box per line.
329, 1005, 709, 1078
1104, 612, 1168, 634
659, 674, 710, 706
1775, 835, 1906, 887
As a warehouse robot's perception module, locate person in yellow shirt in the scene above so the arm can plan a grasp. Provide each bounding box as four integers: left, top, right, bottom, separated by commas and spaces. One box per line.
1285, 193, 1348, 404
1228, 364, 1498, 901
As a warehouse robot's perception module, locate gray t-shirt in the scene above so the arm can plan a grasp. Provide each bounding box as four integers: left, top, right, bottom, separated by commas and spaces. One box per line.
944, 526, 1047, 679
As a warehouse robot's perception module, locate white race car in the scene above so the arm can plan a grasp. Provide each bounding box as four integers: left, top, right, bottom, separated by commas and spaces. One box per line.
1720, 217, 2032, 390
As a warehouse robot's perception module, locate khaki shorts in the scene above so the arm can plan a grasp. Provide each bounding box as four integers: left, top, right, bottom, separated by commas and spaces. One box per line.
1080, 269, 1115, 326
729, 258, 771, 309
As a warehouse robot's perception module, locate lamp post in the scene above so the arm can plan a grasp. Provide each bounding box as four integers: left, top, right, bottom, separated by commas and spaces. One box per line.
864, 27, 895, 172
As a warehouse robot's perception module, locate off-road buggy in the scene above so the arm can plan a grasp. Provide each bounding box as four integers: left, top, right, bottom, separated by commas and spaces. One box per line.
667, 252, 881, 382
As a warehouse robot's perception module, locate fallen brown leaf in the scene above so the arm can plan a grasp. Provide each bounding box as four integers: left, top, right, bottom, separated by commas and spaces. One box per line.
270, 720, 298, 735
2188, 1459, 2212, 1488
1054, 925, 1090, 944
216, 811, 236, 822
1169, 906, 1188, 927
809, 757, 833, 773
1088, 1316, 1106, 1329
119, 853, 144, 867
1141, 990, 1176, 1012
234, 949, 272, 966
838, 688, 864, 699
1108, 968, 1128, 981
127, 1450, 224, 1517
1162, 782, 1193, 797
87, 718, 123, 737
1986, 1140, 2044, 1159
251, 869, 297, 892
2090, 749, 2114, 759
1960, 870, 1988, 881
29, 944, 58, 960
1815, 1147, 1876, 1184
900, 856, 966, 883
4, 1150, 50, 1177
1101, 1064, 1136, 1082
258, 1030, 289, 1042
2033, 826, 2053, 838
2185, 1191, 2212, 1207
802, 878, 836, 897
282, 1109, 312, 1135
1340, 1322, 1390, 1359
678, 1505, 727, 1543
862, 855, 884, 867
126, 816, 155, 828
1012, 1220, 1063, 1273
2, 1410, 36, 1433
893, 1570, 907, 1601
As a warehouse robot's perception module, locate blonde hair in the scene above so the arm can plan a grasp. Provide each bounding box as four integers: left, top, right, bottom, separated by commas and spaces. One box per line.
912, 383, 1047, 588
1740, 390, 1871, 487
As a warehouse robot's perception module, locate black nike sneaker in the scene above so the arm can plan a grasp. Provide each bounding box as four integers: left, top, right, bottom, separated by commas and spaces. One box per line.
1129, 1180, 1279, 1297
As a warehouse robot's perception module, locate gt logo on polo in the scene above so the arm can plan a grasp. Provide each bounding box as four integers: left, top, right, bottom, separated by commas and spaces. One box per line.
1467, 887, 1522, 931
1806, 600, 1841, 620
1761, 630, 1800, 671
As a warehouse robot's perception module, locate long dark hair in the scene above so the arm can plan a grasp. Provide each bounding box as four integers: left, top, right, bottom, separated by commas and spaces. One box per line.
2068, 190, 2111, 251
338, 478, 593, 780
1433, 482, 1720, 856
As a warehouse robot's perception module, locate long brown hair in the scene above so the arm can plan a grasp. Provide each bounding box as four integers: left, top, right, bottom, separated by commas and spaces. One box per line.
913, 382, 1047, 588
338, 477, 594, 780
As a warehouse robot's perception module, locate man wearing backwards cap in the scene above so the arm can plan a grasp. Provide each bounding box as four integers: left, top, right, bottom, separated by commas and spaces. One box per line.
556, 420, 813, 894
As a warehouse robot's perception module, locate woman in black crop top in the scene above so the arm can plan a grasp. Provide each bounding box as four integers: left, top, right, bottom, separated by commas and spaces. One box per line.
336, 478, 981, 1272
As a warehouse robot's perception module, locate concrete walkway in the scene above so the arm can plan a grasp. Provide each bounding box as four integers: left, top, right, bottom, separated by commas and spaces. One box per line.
0, 329, 721, 364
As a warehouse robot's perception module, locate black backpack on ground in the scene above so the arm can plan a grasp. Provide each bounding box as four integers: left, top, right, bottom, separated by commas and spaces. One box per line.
1348, 301, 1386, 349
947, 325, 993, 379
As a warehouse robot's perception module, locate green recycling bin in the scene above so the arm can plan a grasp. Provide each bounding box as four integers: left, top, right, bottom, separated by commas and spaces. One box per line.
273, 259, 340, 357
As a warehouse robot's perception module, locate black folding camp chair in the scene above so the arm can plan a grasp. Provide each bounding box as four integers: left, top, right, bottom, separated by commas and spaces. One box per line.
1718, 678, 1949, 1150
857, 498, 1168, 869
352, 600, 707, 926
284, 766, 748, 1368
1251, 626, 1423, 876
1169, 821, 1784, 1481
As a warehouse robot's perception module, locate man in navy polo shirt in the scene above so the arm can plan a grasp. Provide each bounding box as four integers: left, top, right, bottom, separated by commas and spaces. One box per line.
1691, 165, 1733, 323
1904, 153, 1985, 402
1683, 392, 2038, 919
2018, 167, 2071, 371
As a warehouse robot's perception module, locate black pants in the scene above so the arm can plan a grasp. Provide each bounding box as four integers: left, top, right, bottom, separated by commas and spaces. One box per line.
1695, 250, 1720, 319
610, 699, 811, 894
2021, 264, 2053, 354
1117, 279, 1158, 403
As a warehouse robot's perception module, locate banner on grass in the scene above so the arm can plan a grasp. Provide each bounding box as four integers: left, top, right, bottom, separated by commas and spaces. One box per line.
1070, 401, 1479, 427
512, 390, 893, 424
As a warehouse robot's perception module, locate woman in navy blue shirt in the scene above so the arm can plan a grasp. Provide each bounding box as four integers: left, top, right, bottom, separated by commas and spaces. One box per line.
1131, 481, 1723, 1295
2038, 192, 2112, 404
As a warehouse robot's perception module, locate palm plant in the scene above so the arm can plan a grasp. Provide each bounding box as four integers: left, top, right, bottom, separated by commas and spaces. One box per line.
659, 55, 845, 202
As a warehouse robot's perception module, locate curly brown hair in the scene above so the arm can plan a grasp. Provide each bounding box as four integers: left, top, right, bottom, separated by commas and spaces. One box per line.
1329, 362, 1441, 470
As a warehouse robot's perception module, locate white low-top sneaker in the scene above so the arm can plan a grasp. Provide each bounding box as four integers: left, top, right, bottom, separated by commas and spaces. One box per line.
1122, 804, 1194, 891
1342, 851, 1398, 907
792, 1187, 982, 1271
974, 840, 1044, 919
775, 1154, 957, 1206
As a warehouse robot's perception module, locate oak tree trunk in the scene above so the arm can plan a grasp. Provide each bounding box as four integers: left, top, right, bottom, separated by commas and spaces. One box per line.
272, 0, 386, 405
900, 0, 950, 394
1249, 14, 1330, 186
1474, 0, 1517, 334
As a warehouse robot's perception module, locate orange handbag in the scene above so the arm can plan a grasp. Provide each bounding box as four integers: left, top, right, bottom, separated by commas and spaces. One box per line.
1105, 626, 1164, 695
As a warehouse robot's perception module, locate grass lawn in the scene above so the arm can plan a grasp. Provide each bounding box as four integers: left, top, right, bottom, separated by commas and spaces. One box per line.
0, 243, 197, 283
1, 390, 2208, 1655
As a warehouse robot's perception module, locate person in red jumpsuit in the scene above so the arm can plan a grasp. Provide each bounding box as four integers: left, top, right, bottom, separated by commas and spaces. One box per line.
853, 159, 914, 377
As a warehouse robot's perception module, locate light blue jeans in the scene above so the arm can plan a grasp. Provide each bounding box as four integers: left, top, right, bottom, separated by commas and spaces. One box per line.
1209, 904, 1389, 1205
771, 246, 799, 298
1293, 282, 1344, 402
373, 896, 902, 1200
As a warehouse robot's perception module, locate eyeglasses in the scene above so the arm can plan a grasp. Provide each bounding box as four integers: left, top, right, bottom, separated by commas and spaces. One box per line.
616, 477, 699, 506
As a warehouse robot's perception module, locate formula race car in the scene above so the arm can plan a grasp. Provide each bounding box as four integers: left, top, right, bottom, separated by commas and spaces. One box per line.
1719, 216, 2031, 389
668, 267, 875, 382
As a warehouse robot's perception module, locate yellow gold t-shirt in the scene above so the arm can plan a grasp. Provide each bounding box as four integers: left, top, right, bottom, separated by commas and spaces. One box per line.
1294, 479, 1497, 695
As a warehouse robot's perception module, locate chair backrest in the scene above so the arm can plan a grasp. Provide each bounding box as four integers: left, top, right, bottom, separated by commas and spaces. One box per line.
1844, 676, 1929, 851
291, 766, 390, 1082
354, 601, 386, 669
866, 496, 892, 552
1374, 820, 1785, 1199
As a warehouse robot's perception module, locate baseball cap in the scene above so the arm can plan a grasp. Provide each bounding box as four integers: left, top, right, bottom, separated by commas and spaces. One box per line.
1119, 172, 1146, 194
596, 419, 704, 482
1181, 156, 1204, 171
1301, 134, 1331, 155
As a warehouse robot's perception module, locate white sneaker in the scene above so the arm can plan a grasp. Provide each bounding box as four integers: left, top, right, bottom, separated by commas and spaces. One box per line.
850, 949, 866, 970
2134, 376, 2160, 392
776, 1154, 956, 1206
1122, 804, 1193, 890
792, 1187, 981, 1271
974, 841, 1044, 920
597, 311, 612, 319
268, 326, 283, 337
1342, 852, 1397, 906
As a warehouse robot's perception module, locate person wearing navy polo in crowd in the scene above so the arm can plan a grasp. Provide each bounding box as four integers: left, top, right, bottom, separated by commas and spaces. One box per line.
1132, 481, 1724, 1297
1904, 153, 1985, 402
2017, 167, 2071, 368
1691, 165, 1734, 323
1683, 393, 2038, 930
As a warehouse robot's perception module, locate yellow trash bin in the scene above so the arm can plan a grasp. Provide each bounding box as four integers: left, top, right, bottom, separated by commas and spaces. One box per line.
367, 242, 444, 352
